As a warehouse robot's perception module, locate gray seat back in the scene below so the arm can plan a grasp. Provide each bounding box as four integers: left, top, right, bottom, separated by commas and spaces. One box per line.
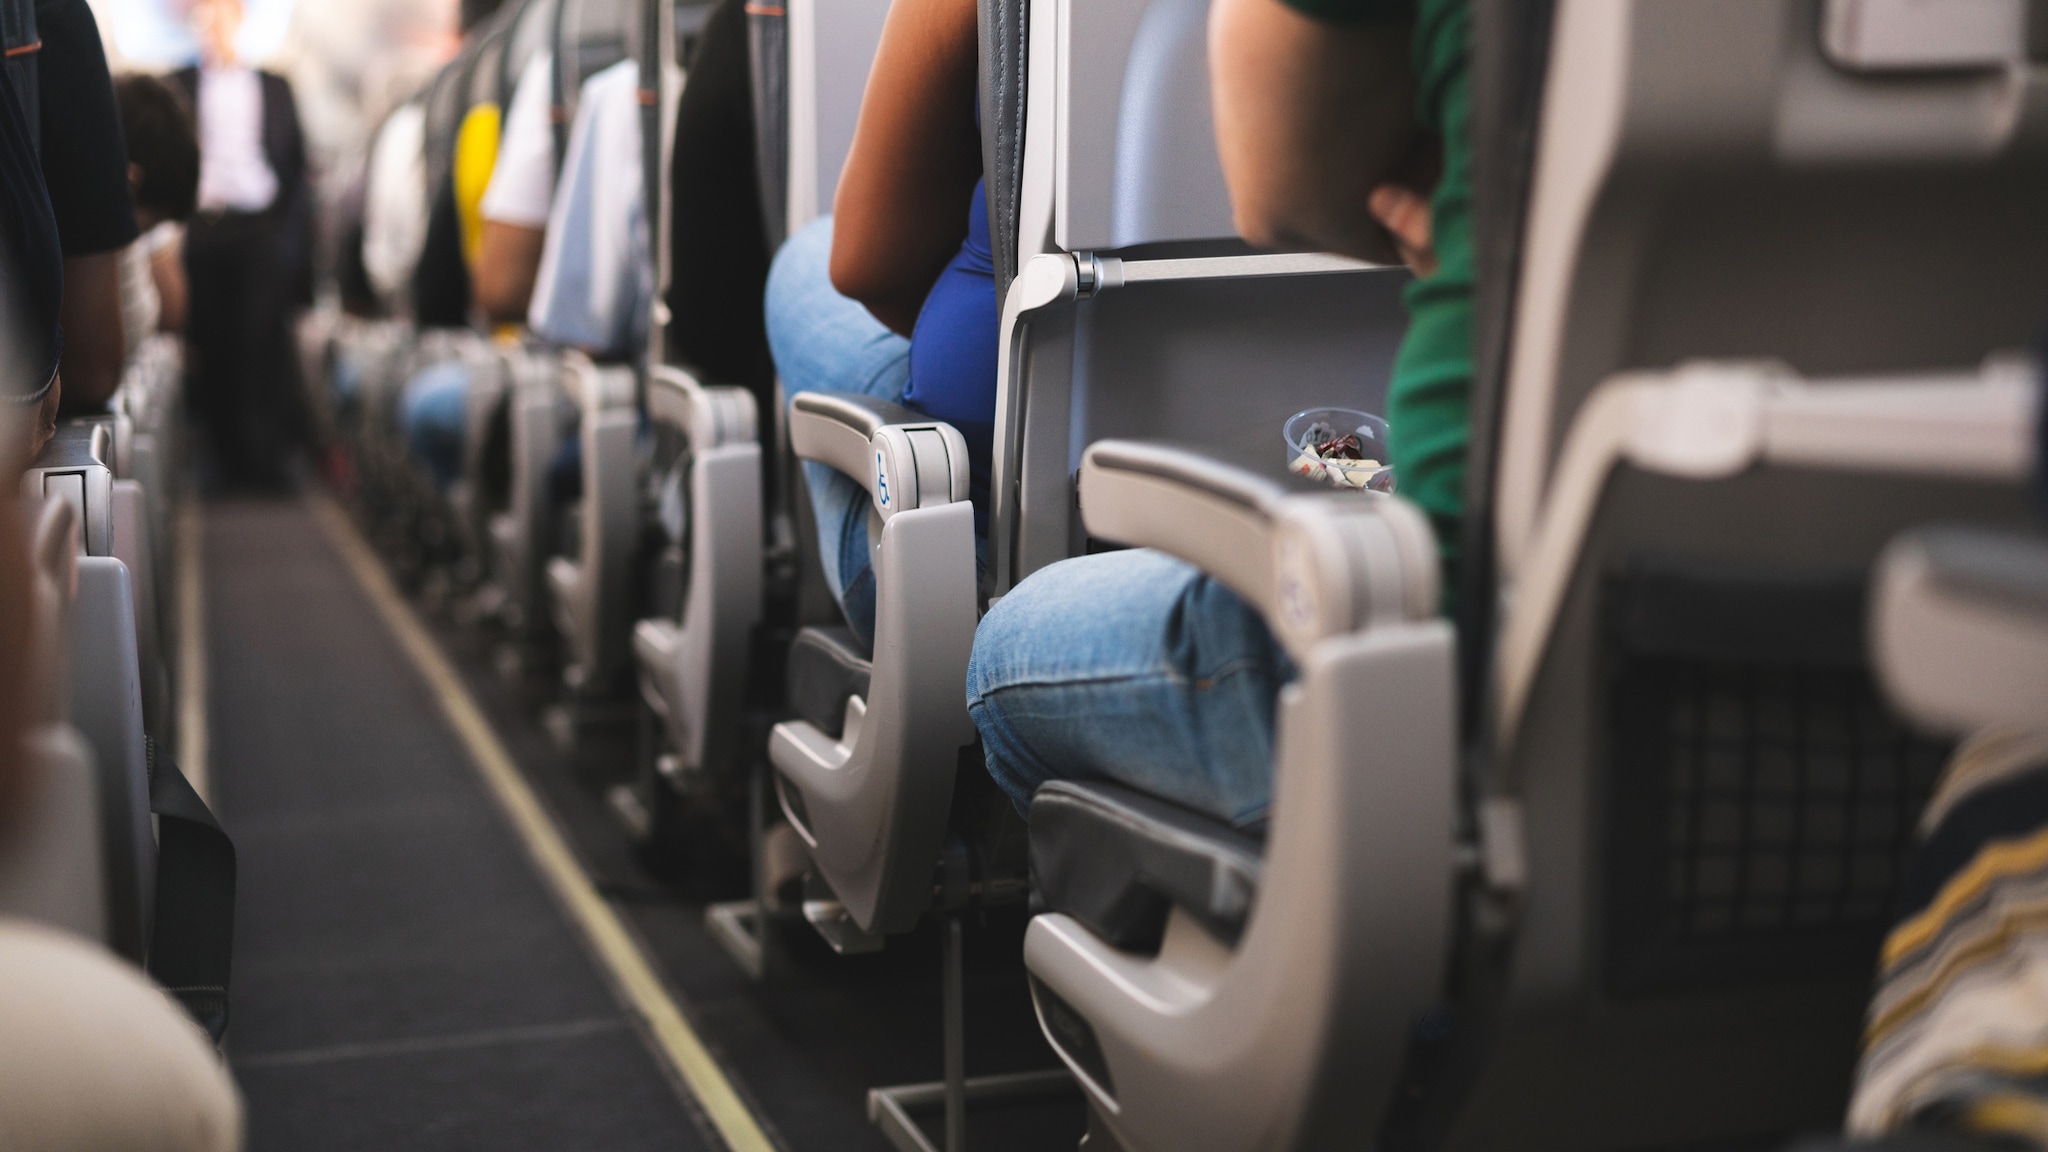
24, 421, 113, 557
780, 0, 890, 238
0, 725, 108, 943
747, 0, 789, 249
464, 6, 517, 114
67, 554, 154, 962
993, 0, 1239, 278
420, 57, 471, 212
501, 0, 560, 105
25, 430, 158, 961
987, 0, 1410, 597
1445, 4, 2048, 1148
551, 0, 646, 176
977, 0, 1027, 293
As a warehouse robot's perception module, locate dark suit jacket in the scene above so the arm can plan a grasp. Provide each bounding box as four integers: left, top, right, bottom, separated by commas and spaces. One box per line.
172, 66, 314, 306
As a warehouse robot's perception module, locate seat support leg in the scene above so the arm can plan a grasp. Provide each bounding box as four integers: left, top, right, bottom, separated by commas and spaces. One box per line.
866, 913, 1079, 1152
944, 914, 967, 1152
706, 759, 775, 981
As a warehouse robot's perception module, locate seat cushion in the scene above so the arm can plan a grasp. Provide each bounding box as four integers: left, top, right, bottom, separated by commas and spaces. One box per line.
786, 625, 872, 739
1029, 780, 1263, 953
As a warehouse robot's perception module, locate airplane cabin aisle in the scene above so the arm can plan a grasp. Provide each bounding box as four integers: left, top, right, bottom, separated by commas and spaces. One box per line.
204, 498, 713, 1149
200, 495, 1083, 1151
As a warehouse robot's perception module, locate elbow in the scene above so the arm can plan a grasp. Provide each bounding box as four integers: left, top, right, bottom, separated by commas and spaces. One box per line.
475, 281, 524, 327
473, 224, 543, 326
827, 248, 920, 338
1230, 195, 1295, 252
1226, 174, 1323, 253
826, 245, 884, 313
473, 261, 534, 326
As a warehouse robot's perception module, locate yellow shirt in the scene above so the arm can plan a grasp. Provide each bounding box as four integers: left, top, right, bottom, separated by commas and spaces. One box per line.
452, 101, 504, 265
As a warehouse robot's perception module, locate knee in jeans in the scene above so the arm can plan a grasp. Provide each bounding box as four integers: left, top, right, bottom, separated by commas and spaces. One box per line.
765, 215, 836, 377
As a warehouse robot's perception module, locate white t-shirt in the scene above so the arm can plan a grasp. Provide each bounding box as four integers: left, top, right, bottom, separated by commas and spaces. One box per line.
479, 50, 557, 229
196, 66, 279, 213
361, 102, 428, 306
119, 240, 158, 359
528, 59, 651, 357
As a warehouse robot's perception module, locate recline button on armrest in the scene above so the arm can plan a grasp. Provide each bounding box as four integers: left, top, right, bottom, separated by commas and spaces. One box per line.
43, 474, 87, 549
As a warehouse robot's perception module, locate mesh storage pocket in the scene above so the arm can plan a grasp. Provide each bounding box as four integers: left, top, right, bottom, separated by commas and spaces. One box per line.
1601, 565, 1949, 995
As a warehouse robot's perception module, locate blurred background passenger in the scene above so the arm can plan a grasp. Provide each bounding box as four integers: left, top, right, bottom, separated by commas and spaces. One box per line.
175, 0, 313, 490
41, 0, 142, 417
407, 0, 505, 332
115, 72, 201, 345
360, 98, 429, 316
393, 0, 505, 490
470, 22, 548, 326
663, 0, 774, 400
525, 52, 657, 358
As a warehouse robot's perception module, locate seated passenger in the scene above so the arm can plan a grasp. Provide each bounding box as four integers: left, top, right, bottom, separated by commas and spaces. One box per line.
0, 405, 243, 1152
41, 0, 142, 416
963, 0, 1455, 826
114, 73, 201, 343
665, 0, 778, 400
1844, 332, 2048, 1148
0, 34, 64, 466
399, 9, 533, 490
765, 0, 992, 645
472, 40, 554, 327
514, 48, 666, 505
526, 55, 661, 358
0, 62, 240, 1146
361, 100, 430, 317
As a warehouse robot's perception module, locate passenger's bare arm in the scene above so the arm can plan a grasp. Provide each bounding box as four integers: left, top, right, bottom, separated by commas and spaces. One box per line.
474, 221, 547, 326
58, 253, 125, 409
1209, 0, 1419, 263
150, 237, 188, 334
830, 0, 984, 336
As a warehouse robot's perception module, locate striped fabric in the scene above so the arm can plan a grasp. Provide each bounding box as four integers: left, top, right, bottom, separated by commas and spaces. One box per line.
1849, 727, 2048, 1142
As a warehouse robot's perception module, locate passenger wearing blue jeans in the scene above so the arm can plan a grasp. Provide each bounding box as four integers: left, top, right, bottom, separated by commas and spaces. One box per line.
400, 359, 471, 490
766, 0, 997, 640
766, 215, 913, 644
763, 0, 1396, 830
965, 0, 1464, 828
766, 180, 998, 645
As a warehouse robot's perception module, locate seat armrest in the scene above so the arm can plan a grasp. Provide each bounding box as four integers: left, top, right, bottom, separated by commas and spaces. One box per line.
1079, 440, 1438, 658
558, 351, 636, 412
23, 422, 115, 557
647, 364, 757, 451
788, 391, 971, 518
1872, 526, 2048, 734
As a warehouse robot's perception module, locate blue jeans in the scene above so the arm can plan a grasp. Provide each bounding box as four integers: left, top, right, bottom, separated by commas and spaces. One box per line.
966, 549, 1290, 826
766, 215, 911, 646
401, 359, 471, 490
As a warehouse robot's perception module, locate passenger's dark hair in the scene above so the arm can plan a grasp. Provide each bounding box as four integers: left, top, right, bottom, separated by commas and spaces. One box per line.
114, 73, 199, 222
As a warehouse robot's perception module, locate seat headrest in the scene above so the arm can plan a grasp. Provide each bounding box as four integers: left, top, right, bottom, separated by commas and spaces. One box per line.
1054, 0, 1235, 251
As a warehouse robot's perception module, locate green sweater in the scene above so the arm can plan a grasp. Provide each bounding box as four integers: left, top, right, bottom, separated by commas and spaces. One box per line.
1272, 0, 1473, 609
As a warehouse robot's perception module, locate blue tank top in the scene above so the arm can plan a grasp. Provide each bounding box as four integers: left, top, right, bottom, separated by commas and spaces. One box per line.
904, 177, 998, 534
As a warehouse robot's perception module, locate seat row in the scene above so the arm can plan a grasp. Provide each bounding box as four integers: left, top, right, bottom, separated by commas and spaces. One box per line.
326, 0, 2048, 1149
11, 330, 241, 1143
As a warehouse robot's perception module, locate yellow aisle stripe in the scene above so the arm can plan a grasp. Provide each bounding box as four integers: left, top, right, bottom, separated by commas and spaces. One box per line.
177, 500, 209, 800
306, 493, 776, 1152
